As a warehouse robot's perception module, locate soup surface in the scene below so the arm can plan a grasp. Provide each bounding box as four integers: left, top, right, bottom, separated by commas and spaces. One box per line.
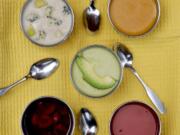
71, 45, 121, 97
21, 0, 73, 46
110, 102, 160, 135
109, 0, 158, 36
22, 97, 74, 135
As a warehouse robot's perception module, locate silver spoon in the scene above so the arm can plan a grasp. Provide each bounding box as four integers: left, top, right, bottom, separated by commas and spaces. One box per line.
83, 0, 101, 32
0, 58, 59, 96
79, 108, 98, 135
113, 44, 166, 114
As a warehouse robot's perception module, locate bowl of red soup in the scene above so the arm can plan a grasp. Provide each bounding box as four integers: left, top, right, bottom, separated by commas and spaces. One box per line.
110, 101, 161, 135
21, 97, 75, 135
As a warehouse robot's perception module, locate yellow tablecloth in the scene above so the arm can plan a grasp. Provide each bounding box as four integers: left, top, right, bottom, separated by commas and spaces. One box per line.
0, 0, 180, 134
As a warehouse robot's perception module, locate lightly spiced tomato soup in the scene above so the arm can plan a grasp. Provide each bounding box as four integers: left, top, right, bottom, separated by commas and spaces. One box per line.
21, 97, 75, 135
110, 102, 161, 135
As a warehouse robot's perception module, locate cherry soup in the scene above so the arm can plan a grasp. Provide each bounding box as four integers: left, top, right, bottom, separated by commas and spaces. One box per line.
21, 97, 74, 135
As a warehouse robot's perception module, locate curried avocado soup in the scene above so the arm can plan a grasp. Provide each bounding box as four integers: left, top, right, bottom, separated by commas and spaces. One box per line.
71, 45, 122, 98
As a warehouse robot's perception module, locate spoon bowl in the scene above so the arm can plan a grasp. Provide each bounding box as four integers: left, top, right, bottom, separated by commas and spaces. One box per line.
84, 0, 101, 32
113, 44, 133, 67
79, 108, 98, 135
29, 58, 59, 80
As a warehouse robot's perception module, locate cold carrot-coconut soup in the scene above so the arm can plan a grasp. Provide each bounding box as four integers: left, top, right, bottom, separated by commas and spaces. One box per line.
21, 0, 74, 46
108, 0, 160, 36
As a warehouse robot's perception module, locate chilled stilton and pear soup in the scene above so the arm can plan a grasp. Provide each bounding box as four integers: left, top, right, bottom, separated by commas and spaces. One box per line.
21, 0, 74, 46
71, 45, 122, 98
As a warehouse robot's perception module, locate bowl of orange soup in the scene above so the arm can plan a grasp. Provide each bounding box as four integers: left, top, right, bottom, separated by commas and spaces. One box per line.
108, 0, 160, 37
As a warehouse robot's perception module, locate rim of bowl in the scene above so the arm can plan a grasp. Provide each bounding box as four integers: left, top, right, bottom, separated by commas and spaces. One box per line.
70, 45, 124, 98
20, 0, 75, 47
20, 96, 75, 135
107, 0, 161, 37
109, 101, 162, 135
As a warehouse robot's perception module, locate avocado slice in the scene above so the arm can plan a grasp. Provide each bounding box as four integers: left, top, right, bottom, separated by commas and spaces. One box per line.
35, 0, 47, 8
27, 25, 36, 37
76, 55, 116, 89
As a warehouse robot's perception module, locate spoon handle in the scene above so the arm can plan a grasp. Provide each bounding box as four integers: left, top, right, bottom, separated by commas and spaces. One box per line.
128, 66, 166, 114
90, 0, 95, 7
0, 76, 29, 96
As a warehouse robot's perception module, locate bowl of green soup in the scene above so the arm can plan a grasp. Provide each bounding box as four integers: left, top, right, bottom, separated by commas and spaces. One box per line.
70, 45, 123, 98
